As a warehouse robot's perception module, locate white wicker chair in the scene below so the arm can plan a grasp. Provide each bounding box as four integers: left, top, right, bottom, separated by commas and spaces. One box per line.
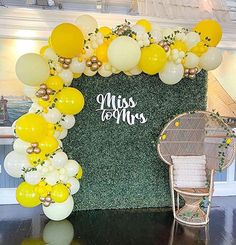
157, 111, 235, 226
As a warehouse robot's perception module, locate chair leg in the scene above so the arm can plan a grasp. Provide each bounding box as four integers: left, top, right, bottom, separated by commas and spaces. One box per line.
206, 169, 215, 223
169, 165, 176, 218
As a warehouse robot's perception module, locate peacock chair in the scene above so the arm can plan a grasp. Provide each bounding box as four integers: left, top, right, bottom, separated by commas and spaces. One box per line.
157, 111, 235, 226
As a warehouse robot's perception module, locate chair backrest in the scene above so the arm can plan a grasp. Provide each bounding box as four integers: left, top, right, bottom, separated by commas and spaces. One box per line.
157, 111, 235, 171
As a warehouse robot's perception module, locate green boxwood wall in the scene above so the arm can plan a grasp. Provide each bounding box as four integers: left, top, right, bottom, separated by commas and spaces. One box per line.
63, 71, 207, 211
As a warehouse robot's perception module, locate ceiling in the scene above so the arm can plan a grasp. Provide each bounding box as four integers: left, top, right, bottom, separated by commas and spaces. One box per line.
0, 0, 236, 23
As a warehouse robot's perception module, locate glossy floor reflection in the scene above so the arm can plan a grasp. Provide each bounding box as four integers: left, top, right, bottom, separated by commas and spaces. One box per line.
0, 197, 236, 245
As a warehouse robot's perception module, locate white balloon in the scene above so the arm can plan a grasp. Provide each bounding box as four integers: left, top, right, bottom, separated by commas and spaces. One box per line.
185, 32, 200, 50
13, 139, 31, 153
58, 128, 68, 140
25, 170, 42, 185
184, 52, 199, 68
59, 115, 75, 129
159, 62, 184, 85
51, 151, 68, 168
43, 220, 74, 245
199, 47, 222, 71
98, 64, 112, 77
131, 25, 146, 34
23, 85, 38, 100
42, 108, 62, 124
67, 177, 80, 195
59, 173, 69, 183
44, 170, 60, 185
58, 69, 73, 86
150, 23, 162, 43
108, 36, 141, 71
75, 14, 98, 38
43, 195, 74, 221
162, 28, 174, 39
129, 65, 142, 75
70, 58, 86, 74
28, 102, 43, 114
12, 120, 17, 136
84, 66, 97, 76
57, 139, 63, 148
4, 151, 31, 178
64, 160, 79, 177
44, 47, 58, 61
82, 45, 94, 59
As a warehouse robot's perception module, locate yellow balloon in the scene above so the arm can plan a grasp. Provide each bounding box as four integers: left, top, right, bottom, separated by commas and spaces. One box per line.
192, 19, 222, 47
139, 44, 167, 75
96, 43, 108, 62
21, 238, 45, 245
40, 45, 49, 56
51, 23, 84, 58
104, 33, 117, 45
39, 136, 58, 154
45, 75, 64, 92
191, 41, 208, 56
16, 114, 48, 142
16, 182, 40, 208
47, 123, 55, 136
51, 184, 69, 203
76, 164, 83, 180
38, 96, 54, 108
28, 152, 47, 167
171, 40, 187, 52
73, 73, 82, 79
99, 26, 112, 36
55, 88, 85, 115
136, 19, 152, 32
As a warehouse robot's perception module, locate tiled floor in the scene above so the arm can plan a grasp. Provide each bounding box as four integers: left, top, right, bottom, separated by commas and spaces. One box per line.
0, 197, 236, 245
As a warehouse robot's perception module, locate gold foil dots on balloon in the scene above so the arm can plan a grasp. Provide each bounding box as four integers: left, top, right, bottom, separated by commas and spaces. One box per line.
184, 67, 199, 79
35, 83, 55, 101
158, 40, 170, 52
26, 142, 41, 154
58, 57, 72, 69
86, 56, 102, 71
40, 195, 54, 207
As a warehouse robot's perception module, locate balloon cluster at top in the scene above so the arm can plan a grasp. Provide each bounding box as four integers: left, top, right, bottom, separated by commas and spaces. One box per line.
4, 15, 223, 221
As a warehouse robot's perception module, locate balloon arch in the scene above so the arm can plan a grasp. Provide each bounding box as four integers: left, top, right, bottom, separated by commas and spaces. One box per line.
4, 15, 223, 220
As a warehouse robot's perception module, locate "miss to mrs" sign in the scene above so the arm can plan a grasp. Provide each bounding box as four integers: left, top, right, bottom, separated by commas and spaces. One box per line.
96, 93, 147, 125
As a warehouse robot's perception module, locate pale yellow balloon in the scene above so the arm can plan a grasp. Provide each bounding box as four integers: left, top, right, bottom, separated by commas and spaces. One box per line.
75, 15, 98, 38
16, 53, 50, 86
108, 36, 141, 71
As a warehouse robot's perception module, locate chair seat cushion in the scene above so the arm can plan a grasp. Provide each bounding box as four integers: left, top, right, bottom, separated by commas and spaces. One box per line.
171, 155, 207, 188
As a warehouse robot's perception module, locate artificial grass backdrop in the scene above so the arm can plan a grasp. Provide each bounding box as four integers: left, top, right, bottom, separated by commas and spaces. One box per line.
63, 71, 207, 211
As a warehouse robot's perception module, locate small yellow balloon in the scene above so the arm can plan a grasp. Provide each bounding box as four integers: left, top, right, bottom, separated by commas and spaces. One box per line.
76, 165, 83, 180
28, 152, 47, 167
73, 73, 82, 79
192, 19, 222, 47
191, 41, 208, 56
16, 182, 41, 208
51, 184, 69, 203
16, 114, 48, 142
171, 40, 187, 52
21, 238, 45, 245
40, 45, 49, 56
51, 23, 84, 58
136, 19, 152, 32
39, 136, 58, 154
96, 43, 108, 62
139, 44, 167, 75
99, 26, 112, 36
55, 87, 85, 115
45, 75, 64, 92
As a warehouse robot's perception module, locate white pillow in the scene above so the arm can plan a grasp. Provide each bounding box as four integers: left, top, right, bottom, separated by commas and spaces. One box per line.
171, 155, 207, 188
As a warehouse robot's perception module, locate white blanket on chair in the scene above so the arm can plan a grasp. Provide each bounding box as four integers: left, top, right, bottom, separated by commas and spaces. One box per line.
171, 155, 207, 188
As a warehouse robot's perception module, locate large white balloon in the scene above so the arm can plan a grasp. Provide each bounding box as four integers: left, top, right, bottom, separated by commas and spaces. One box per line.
75, 15, 98, 39
43, 195, 74, 221
199, 47, 222, 71
51, 151, 68, 169
42, 108, 62, 124
70, 58, 86, 74
108, 36, 141, 71
43, 220, 74, 245
64, 160, 79, 177
59, 115, 75, 129
184, 52, 199, 68
25, 170, 42, 185
44, 170, 60, 185
159, 62, 184, 85
4, 151, 31, 178
58, 69, 73, 86
13, 139, 31, 153
67, 177, 80, 195
185, 32, 200, 50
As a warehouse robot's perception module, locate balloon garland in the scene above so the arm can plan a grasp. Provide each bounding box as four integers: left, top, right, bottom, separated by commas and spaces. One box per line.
4, 15, 223, 221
